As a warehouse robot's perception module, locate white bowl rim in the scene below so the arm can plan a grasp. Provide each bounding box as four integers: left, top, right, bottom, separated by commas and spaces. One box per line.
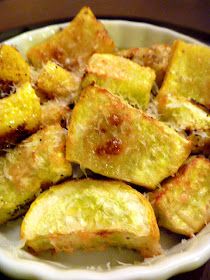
4, 19, 203, 46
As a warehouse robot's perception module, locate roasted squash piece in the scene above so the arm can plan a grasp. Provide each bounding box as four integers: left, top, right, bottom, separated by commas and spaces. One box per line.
150, 156, 210, 236
0, 124, 72, 224
66, 86, 191, 189
82, 54, 155, 110
0, 44, 30, 85
27, 7, 115, 71
157, 91, 210, 154
0, 82, 41, 148
157, 93, 210, 131
21, 179, 160, 257
37, 61, 80, 100
118, 44, 171, 87
40, 99, 71, 127
160, 40, 210, 109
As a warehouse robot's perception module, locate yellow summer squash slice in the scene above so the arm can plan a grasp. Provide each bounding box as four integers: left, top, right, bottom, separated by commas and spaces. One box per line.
37, 61, 80, 100
27, 7, 115, 71
159, 40, 210, 109
150, 156, 210, 236
0, 124, 72, 224
82, 54, 155, 110
0, 44, 30, 85
21, 179, 160, 257
157, 93, 210, 131
118, 44, 171, 87
157, 86, 210, 155
66, 86, 191, 189
0, 82, 41, 148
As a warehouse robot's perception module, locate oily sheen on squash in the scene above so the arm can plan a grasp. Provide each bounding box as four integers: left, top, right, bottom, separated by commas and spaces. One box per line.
66, 86, 191, 189
0, 124, 72, 224
150, 156, 210, 236
21, 179, 160, 257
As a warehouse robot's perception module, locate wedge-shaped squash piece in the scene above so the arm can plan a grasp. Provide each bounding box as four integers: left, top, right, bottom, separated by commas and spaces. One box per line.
160, 40, 210, 109
150, 156, 210, 236
0, 124, 72, 224
0, 44, 30, 86
21, 179, 160, 257
157, 93, 210, 131
66, 86, 191, 189
82, 54, 155, 110
0, 82, 41, 148
118, 44, 171, 87
40, 99, 71, 128
27, 7, 115, 71
157, 92, 210, 154
37, 61, 80, 100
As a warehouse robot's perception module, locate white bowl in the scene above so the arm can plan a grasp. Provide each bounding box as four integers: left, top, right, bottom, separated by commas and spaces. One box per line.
1, 20, 209, 280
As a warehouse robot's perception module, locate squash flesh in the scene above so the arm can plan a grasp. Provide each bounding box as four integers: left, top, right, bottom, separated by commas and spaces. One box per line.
0, 82, 41, 147
21, 179, 160, 257
118, 44, 171, 87
27, 7, 115, 71
159, 40, 210, 109
0, 124, 72, 224
66, 86, 191, 189
82, 53, 155, 110
0, 44, 30, 84
150, 156, 210, 236
37, 61, 80, 100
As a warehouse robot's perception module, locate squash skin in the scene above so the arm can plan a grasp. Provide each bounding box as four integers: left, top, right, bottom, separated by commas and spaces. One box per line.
27, 7, 115, 71
82, 53, 156, 110
157, 93, 210, 131
159, 40, 210, 109
150, 156, 210, 236
66, 86, 191, 189
156, 45, 210, 154
21, 179, 160, 257
0, 82, 41, 147
0, 124, 72, 224
0, 44, 30, 84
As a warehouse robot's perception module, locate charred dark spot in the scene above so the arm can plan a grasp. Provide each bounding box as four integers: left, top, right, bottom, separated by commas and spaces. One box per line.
40, 181, 53, 190
108, 114, 123, 127
8, 196, 35, 222
26, 246, 39, 256
190, 99, 210, 114
52, 47, 65, 61
99, 127, 107, 133
96, 230, 112, 237
0, 125, 38, 150
95, 137, 122, 156
89, 81, 96, 86
203, 143, 210, 156
68, 103, 75, 110
60, 118, 67, 128
185, 128, 192, 136
0, 80, 16, 99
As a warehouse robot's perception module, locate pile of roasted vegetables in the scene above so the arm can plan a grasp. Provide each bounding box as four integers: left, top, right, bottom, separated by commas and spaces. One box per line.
0, 7, 209, 258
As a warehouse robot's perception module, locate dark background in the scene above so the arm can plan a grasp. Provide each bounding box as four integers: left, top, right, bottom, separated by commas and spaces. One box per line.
0, 0, 209, 279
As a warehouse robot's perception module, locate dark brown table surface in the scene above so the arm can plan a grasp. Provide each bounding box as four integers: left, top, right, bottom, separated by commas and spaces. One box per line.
0, 0, 209, 279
